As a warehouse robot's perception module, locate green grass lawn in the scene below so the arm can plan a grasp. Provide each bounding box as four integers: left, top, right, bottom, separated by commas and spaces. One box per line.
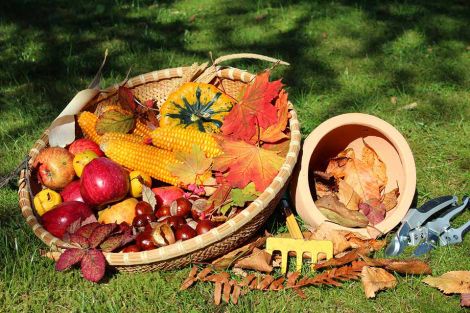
1, 0, 469, 312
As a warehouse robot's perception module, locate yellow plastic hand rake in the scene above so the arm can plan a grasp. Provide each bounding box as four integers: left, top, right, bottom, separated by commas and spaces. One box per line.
265, 203, 334, 274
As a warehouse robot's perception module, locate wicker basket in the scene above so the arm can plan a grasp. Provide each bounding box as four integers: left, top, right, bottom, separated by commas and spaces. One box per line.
18, 54, 301, 272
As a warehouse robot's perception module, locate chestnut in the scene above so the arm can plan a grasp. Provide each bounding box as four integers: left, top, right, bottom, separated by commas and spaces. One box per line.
175, 224, 197, 241
135, 231, 156, 250
151, 223, 176, 246
155, 205, 171, 219
196, 219, 215, 235
135, 201, 153, 216
121, 244, 141, 253
132, 214, 157, 228
170, 197, 192, 217
161, 216, 186, 230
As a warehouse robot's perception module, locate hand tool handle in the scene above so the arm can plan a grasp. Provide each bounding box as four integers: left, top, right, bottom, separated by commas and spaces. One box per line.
441, 220, 470, 245
409, 196, 457, 229
439, 196, 469, 226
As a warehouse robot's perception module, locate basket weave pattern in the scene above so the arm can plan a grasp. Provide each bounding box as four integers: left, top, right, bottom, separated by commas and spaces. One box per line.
18, 64, 301, 272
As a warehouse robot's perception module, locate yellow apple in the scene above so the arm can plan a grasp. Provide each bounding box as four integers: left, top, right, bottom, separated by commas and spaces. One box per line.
73, 150, 99, 177
33, 189, 62, 216
98, 198, 138, 224
129, 171, 152, 198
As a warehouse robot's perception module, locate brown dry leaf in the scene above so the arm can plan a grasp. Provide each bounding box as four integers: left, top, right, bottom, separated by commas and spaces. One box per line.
315, 179, 334, 198
240, 274, 256, 287
223, 282, 232, 303
257, 275, 275, 289
382, 188, 400, 211
197, 267, 213, 280
269, 277, 285, 290
180, 266, 199, 291
361, 266, 397, 298
310, 224, 351, 255
359, 198, 386, 225
234, 248, 273, 273
336, 180, 361, 211
461, 294, 470, 307
214, 282, 222, 305
211, 235, 267, 270
316, 195, 369, 228
347, 234, 386, 252
204, 272, 230, 283
325, 148, 383, 201
231, 284, 241, 304
287, 272, 301, 287
362, 140, 387, 188
293, 288, 307, 299
314, 248, 367, 270
360, 255, 432, 275
423, 271, 470, 294
232, 268, 248, 277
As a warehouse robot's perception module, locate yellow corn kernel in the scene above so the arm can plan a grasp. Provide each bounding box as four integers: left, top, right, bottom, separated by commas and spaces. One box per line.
77, 111, 101, 144
150, 127, 223, 158
133, 120, 153, 138
100, 139, 182, 186
101, 132, 146, 144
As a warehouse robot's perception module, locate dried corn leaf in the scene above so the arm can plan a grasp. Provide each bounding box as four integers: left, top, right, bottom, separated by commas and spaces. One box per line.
234, 248, 273, 273
423, 271, 470, 294
361, 266, 397, 298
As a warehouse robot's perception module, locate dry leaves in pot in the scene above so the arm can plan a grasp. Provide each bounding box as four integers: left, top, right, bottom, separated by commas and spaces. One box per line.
313, 140, 400, 228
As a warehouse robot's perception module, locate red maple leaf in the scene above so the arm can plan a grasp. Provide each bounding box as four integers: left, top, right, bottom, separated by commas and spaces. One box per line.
221, 71, 282, 141
213, 139, 284, 192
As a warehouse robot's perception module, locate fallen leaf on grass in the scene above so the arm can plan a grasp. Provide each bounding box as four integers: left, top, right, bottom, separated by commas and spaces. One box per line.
310, 224, 351, 255
361, 266, 397, 298
314, 249, 364, 270
180, 266, 199, 291
211, 235, 267, 270
234, 248, 273, 273
360, 255, 432, 275
423, 271, 470, 294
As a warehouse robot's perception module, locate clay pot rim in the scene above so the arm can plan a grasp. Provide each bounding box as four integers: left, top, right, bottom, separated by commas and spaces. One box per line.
298, 113, 416, 237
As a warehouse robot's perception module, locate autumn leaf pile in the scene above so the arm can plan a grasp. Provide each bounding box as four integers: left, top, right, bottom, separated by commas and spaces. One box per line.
313, 141, 400, 228
180, 227, 433, 305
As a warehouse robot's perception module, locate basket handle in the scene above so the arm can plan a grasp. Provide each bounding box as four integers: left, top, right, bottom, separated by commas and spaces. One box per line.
213, 53, 289, 66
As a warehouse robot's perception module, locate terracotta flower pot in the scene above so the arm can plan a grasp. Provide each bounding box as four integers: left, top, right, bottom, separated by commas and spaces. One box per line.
291, 113, 416, 238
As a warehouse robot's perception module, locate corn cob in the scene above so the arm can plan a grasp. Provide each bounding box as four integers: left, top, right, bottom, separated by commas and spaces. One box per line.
78, 110, 151, 144
133, 120, 153, 138
101, 132, 146, 144
100, 139, 181, 186
150, 127, 223, 158
77, 111, 101, 144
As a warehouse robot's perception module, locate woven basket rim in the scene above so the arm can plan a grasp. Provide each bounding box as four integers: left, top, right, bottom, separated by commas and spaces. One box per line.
18, 65, 301, 266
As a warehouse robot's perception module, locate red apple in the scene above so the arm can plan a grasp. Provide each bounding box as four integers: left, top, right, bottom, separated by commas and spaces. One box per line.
41, 201, 93, 238
68, 138, 104, 157
152, 186, 184, 208
34, 147, 75, 190
80, 158, 129, 207
60, 180, 84, 202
